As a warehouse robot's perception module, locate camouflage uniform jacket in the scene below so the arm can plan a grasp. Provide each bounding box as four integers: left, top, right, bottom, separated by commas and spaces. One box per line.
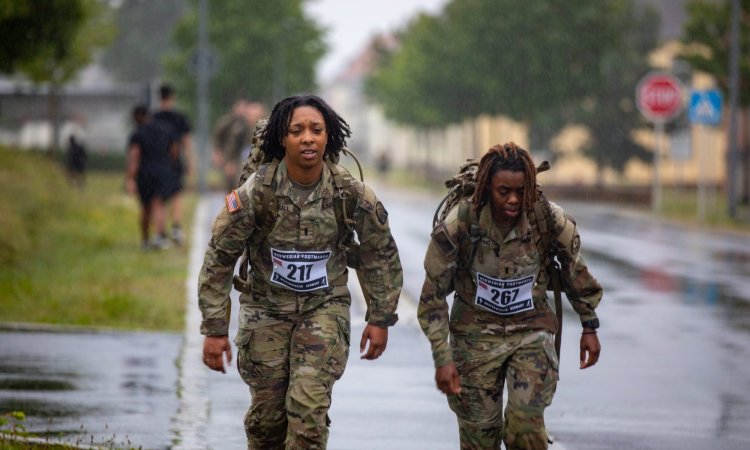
418, 199, 602, 368
212, 113, 251, 163
199, 159, 402, 336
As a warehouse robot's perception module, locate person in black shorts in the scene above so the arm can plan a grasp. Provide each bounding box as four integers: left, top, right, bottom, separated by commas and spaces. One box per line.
126, 104, 179, 250
153, 84, 192, 246
65, 134, 87, 189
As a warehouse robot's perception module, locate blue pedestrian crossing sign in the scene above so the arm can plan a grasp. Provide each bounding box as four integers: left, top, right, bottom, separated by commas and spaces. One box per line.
688, 89, 723, 126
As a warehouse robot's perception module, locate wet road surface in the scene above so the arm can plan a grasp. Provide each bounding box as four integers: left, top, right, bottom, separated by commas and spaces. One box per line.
1, 180, 749, 449
0, 327, 180, 449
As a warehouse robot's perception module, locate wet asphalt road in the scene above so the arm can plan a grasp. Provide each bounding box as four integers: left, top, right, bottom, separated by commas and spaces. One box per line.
2, 180, 750, 449
0, 327, 181, 449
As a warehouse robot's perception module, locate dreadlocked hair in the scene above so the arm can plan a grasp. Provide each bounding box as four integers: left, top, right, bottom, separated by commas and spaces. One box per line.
471, 142, 538, 215
259, 94, 351, 162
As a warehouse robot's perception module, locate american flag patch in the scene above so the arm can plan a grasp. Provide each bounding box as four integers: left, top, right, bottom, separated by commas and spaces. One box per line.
225, 190, 242, 214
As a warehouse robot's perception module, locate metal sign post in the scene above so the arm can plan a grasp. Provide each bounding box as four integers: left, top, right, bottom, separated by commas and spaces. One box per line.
636, 72, 685, 213
688, 89, 723, 220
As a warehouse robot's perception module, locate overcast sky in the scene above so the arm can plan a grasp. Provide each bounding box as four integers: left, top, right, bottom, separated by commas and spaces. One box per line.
305, 0, 448, 84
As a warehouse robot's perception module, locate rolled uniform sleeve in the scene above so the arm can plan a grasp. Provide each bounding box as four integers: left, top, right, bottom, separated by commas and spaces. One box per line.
198, 177, 257, 336
418, 208, 460, 368
353, 184, 402, 327
550, 202, 603, 324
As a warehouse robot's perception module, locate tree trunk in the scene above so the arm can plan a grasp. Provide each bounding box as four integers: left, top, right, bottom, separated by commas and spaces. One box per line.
47, 84, 62, 153
742, 106, 750, 205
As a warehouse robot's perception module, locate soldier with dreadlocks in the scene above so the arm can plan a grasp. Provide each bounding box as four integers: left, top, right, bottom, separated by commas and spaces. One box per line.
418, 142, 603, 449
198, 94, 403, 449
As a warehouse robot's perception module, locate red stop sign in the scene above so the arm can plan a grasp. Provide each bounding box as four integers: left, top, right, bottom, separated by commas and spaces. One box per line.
636, 72, 684, 123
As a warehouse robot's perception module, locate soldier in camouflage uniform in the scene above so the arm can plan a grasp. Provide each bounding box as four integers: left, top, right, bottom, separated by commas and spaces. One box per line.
418, 143, 603, 450
212, 99, 266, 193
198, 94, 402, 449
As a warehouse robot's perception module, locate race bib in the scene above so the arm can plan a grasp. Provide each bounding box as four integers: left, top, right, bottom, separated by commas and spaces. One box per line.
270, 248, 331, 292
475, 272, 535, 316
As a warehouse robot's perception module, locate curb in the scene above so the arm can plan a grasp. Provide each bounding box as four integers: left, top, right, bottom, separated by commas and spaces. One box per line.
0, 321, 179, 336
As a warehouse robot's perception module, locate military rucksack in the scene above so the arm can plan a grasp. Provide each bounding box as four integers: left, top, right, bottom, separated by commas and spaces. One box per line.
231, 118, 375, 317
432, 158, 565, 358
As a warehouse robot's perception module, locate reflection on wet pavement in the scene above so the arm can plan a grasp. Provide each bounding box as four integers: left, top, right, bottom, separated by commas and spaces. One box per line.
0, 329, 181, 449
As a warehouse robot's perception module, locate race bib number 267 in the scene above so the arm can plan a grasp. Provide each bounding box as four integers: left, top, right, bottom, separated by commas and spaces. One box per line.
475, 272, 535, 316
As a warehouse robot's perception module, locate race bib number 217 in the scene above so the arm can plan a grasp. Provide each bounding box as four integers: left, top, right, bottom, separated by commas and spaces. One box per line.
270, 249, 331, 292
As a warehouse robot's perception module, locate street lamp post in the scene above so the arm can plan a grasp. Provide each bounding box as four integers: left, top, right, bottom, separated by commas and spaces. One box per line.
195, 0, 211, 193
727, 0, 741, 219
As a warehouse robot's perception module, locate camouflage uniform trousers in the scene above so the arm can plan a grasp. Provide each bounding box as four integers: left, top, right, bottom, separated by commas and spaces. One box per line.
448, 328, 559, 450
234, 302, 350, 450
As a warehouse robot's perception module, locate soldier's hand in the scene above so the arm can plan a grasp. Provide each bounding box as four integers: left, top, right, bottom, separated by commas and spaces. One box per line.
360, 324, 388, 360
580, 331, 601, 369
435, 363, 461, 395
203, 335, 232, 373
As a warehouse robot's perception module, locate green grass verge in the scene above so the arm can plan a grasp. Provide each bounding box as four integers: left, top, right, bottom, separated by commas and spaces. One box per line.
0, 146, 195, 332
659, 186, 750, 234
0, 436, 78, 450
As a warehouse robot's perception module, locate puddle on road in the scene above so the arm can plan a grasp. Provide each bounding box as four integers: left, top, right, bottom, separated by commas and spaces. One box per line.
712, 249, 750, 277
121, 373, 170, 395
0, 378, 75, 391
0, 331, 181, 450
0, 362, 80, 380
0, 398, 89, 419
585, 250, 750, 333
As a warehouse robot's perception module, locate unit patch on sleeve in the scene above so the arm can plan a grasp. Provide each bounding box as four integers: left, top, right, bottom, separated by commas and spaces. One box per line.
571, 235, 581, 255
375, 201, 388, 225
225, 190, 243, 214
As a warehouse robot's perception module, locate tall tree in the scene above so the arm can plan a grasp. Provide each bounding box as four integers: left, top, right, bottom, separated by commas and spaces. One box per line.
682, 0, 750, 104
681, 0, 750, 202
575, 1, 660, 184
100, 0, 187, 83
13, 0, 114, 151
162, 0, 326, 122
367, 0, 660, 176
369, 1, 618, 126
0, 0, 85, 74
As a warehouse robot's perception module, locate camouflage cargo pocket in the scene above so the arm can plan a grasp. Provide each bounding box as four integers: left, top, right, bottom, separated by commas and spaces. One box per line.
539, 332, 559, 405
325, 315, 350, 380
236, 326, 290, 389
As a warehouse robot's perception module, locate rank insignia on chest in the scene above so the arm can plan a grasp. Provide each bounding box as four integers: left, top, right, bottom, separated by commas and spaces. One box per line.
225, 190, 243, 214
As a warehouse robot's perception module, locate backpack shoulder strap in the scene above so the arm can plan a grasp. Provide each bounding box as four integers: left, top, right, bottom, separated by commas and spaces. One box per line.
456, 200, 483, 271
529, 191, 556, 262
252, 158, 281, 241
529, 190, 564, 359
326, 161, 359, 256
233, 159, 280, 293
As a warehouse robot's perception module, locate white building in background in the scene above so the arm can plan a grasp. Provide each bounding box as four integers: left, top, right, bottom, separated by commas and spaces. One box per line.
0, 64, 144, 152
322, 33, 398, 166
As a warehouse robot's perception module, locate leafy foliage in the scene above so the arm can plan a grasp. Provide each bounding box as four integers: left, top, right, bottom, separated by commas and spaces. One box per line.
0, 0, 84, 74
369, 0, 622, 126
575, 2, 660, 176
163, 0, 326, 122
681, 0, 750, 106
367, 0, 660, 176
13, 0, 114, 85
99, 0, 187, 83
